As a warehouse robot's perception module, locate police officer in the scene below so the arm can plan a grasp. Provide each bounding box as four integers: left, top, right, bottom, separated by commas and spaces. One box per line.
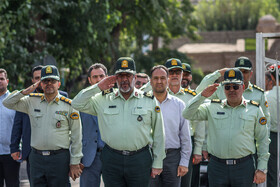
183, 68, 270, 186
181, 63, 192, 89
3, 65, 83, 187
72, 57, 165, 187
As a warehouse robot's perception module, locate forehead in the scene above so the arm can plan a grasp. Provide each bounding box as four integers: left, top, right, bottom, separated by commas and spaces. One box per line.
152, 68, 167, 77
0, 72, 7, 79
90, 68, 106, 76
33, 70, 41, 76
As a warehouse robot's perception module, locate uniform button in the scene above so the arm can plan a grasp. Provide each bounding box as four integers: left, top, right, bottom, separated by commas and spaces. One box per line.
96, 130, 98, 132
95, 140, 97, 143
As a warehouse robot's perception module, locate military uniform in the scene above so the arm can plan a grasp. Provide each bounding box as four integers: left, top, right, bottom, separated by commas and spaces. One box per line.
183, 68, 270, 187
265, 86, 279, 187
72, 57, 165, 187
3, 66, 82, 187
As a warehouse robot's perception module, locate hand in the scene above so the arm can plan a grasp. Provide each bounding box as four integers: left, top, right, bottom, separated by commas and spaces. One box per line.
201, 83, 219, 98
11, 152, 21, 160
177, 166, 188, 177
69, 164, 82, 181
202, 150, 209, 160
97, 75, 117, 91
253, 170, 266, 184
151, 168, 162, 178
21, 81, 40, 95
218, 68, 229, 77
193, 154, 202, 165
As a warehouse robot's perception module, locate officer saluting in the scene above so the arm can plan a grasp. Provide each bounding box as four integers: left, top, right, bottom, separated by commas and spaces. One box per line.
72, 57, 165, 187
183, 68, 270, 186
3, 65, 83, 186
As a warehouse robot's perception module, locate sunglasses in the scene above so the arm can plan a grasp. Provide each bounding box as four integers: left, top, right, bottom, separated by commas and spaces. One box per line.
224, 85, 240, 90
42, 79, 58, 84
169, 70, 182, 75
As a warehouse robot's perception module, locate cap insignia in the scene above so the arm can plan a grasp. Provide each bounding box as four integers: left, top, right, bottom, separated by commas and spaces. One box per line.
182, 64, 186, 69
228, 70, 235, 78
171, 59, 177, 66
121, 60, 128, 68
46, 66, 52, 74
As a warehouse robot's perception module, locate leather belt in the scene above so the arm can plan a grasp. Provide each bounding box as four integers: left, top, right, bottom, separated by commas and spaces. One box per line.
105, 144, 149, 156
165, 148, 180, 154
211, 155, 252, 165
32, 148, 68, 156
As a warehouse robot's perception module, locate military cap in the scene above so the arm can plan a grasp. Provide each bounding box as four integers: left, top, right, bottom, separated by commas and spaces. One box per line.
115, 57, 136, 74
182, 63, 191, 73
41, 65, 60, 81
222, 68, 243, 85
165, 58, 183, 70
235, 56, 252, 70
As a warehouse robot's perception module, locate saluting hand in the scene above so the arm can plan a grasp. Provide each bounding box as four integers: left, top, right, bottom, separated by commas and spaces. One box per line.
21, 81, 40, 95
253, 170, 266, 184
201, 83, 219, 98
177, 166, 188, 177
97, 75, 117, 91
218, 68, 229, 77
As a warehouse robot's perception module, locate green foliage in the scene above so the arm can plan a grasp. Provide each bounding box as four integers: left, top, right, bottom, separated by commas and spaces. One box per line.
0, 0, 198, 95
194, 0, 280, 31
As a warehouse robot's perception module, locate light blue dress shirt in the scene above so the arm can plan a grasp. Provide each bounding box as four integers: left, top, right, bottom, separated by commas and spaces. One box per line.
157, 93, 192, 167
0, 91, 16, 154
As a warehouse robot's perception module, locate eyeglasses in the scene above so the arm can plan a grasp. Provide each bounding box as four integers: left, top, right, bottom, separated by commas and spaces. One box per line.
224, 85, 240, 90
169, 70, 182, 75
42, 79, 58, 84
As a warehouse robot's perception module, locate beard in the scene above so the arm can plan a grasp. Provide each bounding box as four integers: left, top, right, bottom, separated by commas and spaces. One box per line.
117, 77, 135, 93
181, 79, 190, 88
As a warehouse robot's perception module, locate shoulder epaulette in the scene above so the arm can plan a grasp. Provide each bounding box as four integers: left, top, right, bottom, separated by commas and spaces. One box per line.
253, 85, 264, 92
211, 99, 221, 103
60, 96, 72, 105
143, 92, 154, 99
102, 88, 113, 96
250, 100, 260, 107
29, 93, 43, 97
184, 88, 197, 96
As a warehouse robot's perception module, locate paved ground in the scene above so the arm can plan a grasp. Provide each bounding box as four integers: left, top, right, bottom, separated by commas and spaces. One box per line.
19, 161, 104, 187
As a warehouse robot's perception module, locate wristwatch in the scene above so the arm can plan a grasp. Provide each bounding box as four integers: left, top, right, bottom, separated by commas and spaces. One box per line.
258, 169, 268, 174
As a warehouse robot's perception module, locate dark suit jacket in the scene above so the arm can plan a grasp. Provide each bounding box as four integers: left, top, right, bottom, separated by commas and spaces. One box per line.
10, 90, 68, 160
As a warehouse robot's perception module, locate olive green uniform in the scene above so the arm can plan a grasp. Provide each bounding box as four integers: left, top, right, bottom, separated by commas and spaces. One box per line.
72, 84, 165, 186
3, 91, 82, 187
183, 93, 270, 186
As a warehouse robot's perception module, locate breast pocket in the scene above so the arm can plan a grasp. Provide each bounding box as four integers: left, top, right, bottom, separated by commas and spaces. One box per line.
240, 114, 255, 132
103, 107, 120, 125
30, 113, 43, 128
53, 114, 67, 129
132, 108, 151, 125
212, 113, 229, 129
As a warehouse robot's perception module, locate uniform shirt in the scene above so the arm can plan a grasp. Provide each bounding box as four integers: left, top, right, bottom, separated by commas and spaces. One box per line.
183, 93, 270, 170
141, 82, 205, 155
158, 93, 192, 167
195, 70, 270, 125
3, 91, 83, 165
72, 84, 166, 168
265, 86, 280, 133
0, 91, 16, 154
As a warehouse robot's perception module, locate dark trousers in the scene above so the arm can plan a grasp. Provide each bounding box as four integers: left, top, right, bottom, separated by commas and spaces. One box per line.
80, 152, 102, 187
101, 145, 152, 187
191, 162, 201, 187
267, 131, 277, 187
0, 154, 20, 187
29, 149, 70, 187
208, 155, 255, 187
150, 149, 181, 187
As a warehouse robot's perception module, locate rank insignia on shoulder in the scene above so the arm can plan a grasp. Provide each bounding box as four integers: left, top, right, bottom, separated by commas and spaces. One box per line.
184, 88, 197, 96
259, 117, 267, 125
253, 85, 264, 92
250, 100, 259, 107
211, 99, 221, 103
29, 93, 43, 97
102, 88, 113, 96
265, 101, 268, 108
70, 112, 79, 120
144, 92, 154, 99
155, 106, 161, 113
60, 96, 72, 105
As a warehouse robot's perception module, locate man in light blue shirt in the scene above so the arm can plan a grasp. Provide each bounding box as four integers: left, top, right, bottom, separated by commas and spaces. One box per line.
149, 65, 192, 187
0, 68, 19, 186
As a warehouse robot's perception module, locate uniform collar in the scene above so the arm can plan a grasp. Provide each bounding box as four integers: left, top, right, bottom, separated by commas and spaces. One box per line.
41, 93, 60, 104
246, 82, 253, 92
168, 87, 184, 95
114, 88, 140, 100
222, 97, 247, 108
